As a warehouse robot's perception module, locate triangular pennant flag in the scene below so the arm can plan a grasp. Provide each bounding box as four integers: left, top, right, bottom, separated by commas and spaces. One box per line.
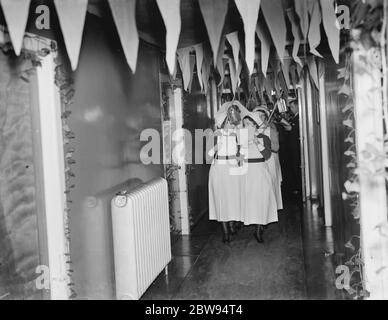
156, 0, 181, 75
108, 0, 138, 73
0, 0, 31, 55
261, 0, 286, 61
193, 44, 204, 91
216, 37, 226, 86
228, 58, 242, 95
286, 8, 303, 67
201, 48, 212, 93
281, 58, 291, 89
187, 54, 196, 93
278, 69, 289, 97
320, 0, 339, 64
307, 55, 319, 88
234, 0, 261, 75
177, 47, 193, 91
290, 62, 299, 89
54, 0, 88, 70
263, 74, 274, 102
256, 22, 271, 77
225, 31, 240, 74
295, 0, 309, 40
198, 0, 228, 64
308, 0, 323, 58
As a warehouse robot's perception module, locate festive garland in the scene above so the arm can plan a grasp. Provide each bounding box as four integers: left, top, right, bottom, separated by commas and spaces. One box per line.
54, 61, 77, 299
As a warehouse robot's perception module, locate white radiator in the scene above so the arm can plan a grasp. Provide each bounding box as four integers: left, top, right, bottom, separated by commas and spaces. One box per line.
111, 178, 171, 300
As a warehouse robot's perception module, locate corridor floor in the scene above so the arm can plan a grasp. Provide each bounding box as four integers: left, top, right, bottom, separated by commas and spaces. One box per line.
142, 199, 337, 300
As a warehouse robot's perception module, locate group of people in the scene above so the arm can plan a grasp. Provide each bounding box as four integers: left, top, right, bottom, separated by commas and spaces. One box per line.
208, 99, 299, 244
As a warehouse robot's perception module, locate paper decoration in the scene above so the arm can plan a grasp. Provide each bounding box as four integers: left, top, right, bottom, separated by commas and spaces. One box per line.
198, 0, 228, 64
281, 58, 291, 89
290, 63, 299, 89
228, 58, 242, 95
295, 0, 310, 40
225, 32, 240, 73
0, 0, 31, 55
256, 22, 271, 77
216, 37, 226, 86
156, 0, 181, 75
286, 8, 303, 67
193, 44, 204, 91
308, 0, 323, 58
187, 54, 196, 93
263, 74, 274, 102
201, 49, 212, 93
54, 0, 88, 70
177, 47, 193, 91
307, 55, 319, 88
320, 0, 339, 64
234, 0, 261, 75
261, 0, 286, 61
108, 0, 138, 73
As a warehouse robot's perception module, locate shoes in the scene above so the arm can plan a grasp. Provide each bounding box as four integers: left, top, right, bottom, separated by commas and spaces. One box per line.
222, 232, 231, 244
254, 225, 264, 243
229, 222, 237, 236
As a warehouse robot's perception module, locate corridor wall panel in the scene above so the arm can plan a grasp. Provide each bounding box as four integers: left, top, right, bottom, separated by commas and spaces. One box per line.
67, 15, 163, 299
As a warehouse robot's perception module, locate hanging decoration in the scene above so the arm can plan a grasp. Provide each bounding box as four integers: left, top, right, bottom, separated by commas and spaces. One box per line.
286, 8, 303, 67
177, 47, 194, 91
261, 0, 287, 61
108, 0, 139, 73
216, 36, 226, 86
228, 58, 242, 95
256, 22, 271, 77
198, 0, 228, 64
193, 43, 204, 91
225, 31, 240, 74
54, 0, 88, 71
0, 0, 31, 56
156, 0, 181, 75
308, 0, 323, 58
201, 48, 212, 94
320, 0, 340, 64
281, 58, 291, 89
234, 0, 261, 75
295, 0, 310, 41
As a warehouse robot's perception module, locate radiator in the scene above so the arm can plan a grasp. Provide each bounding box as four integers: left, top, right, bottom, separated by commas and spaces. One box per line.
111, 178, 171, 300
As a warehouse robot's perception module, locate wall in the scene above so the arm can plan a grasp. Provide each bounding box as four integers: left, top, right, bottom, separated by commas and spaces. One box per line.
67, 15, 163, 299
0, 51, 44, 300
324, 57, 359, 256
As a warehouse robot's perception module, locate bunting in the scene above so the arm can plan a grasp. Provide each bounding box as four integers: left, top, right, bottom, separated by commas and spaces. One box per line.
177, 47, 193, 91
256, 22, 271, 77
225, 32, 240, 74
286, 8, 303, 67
156, 0, 181, 75
216, 37, 226, 86
54, 0, 88, 70
308, 0, 323, 58
0, 0, 31, 56
201, 48, 212, 93
320, 0, 339, 64
234, 0, 261, 75
281, 58, 291, 89
198, 0, 228, 64
193, 44, 204, 91
108, 0, 138, 73
261, 0, 286, 62
295, 0, 310, 40
228, 58, 242, 95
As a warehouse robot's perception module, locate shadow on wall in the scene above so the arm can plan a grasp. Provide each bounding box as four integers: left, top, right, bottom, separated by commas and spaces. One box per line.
67, 14, 163, 299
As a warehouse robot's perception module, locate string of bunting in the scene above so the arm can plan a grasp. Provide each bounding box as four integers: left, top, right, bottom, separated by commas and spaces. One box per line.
0, 0, 341, 93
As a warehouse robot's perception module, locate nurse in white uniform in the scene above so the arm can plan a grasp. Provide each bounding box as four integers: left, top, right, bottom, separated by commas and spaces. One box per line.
240, 112, 278, 243
254, 106, 283, 210
208, 101, 248, 243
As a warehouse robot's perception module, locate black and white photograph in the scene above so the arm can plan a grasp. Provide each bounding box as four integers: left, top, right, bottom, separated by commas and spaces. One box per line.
0, 0, 388, 307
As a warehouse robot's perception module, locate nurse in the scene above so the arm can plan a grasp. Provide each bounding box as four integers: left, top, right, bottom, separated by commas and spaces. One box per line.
254, 106, 283, 211
240, 112, 278, 243
208, 101, 248, 243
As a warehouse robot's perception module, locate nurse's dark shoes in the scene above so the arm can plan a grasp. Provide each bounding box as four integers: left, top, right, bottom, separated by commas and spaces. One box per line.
222, 232, 231, 244
254, 225, 264, 243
